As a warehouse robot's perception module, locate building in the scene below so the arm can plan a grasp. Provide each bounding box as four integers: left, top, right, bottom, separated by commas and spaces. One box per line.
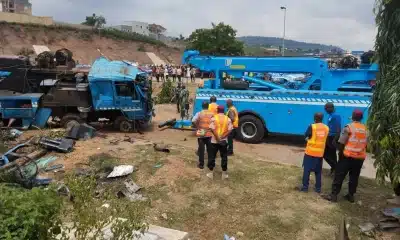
111, 21, 151, 36
1, 0, 32, 15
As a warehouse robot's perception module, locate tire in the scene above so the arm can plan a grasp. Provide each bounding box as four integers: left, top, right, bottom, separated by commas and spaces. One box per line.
237, 115, 265, 143
60, 114, 82, 129
114, 116, 133, 133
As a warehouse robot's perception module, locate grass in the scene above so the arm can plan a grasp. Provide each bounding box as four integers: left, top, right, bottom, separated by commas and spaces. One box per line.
111, 144, 399, 240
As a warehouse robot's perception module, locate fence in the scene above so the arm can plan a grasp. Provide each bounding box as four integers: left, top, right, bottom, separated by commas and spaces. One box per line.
0, 12, 53, 25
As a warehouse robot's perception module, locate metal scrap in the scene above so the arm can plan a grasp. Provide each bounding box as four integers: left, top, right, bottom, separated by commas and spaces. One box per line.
39, 137, 75, 153
107, 165, 135, 178
117, 180, 147, 202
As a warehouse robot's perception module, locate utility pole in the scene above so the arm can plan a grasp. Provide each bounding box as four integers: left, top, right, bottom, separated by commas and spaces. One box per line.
280, 6, 287, 56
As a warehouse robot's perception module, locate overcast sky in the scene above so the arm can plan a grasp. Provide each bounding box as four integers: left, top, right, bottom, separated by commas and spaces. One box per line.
30, 0, 376, 50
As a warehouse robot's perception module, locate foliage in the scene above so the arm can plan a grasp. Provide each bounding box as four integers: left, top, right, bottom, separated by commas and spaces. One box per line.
156, 80, 174, 104
82, 14, 106, 29
137, 44, 146, 52
17, 47, 34, 56
369, 0, 400, 186
187, 22, 244, 56
0, 184, 63, 240
60, 174, 148, 240
0, 21, 166, 47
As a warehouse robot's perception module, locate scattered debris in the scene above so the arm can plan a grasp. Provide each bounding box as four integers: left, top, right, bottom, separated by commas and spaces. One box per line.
45, 164, 64, 172
39, 137, 75, 153
35, 156, 58, 169
9, 129, 23, 138
0, 138, 35, 166
117, 180, 147, 202
358, 222, 375, 234
153, 163, 163, 169
379, 221, 400, 232
224, 234, 235, 240
123, 136, 135, 143
236, 231, 244, 237
153, 143, 170, 153
66, 123, 96, 140
382, 208, 400, 219
107, 165, 135, 178
161, 213, 168, 220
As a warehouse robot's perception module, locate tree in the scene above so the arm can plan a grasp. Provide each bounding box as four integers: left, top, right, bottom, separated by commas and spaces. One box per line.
186, 22, 244, 56
148, 24, 166, 40
82, 13, 106, 29
369, 0, 400, 198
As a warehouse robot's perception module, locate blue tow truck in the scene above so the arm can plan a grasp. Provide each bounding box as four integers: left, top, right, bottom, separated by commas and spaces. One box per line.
160, 50, 378, 143
0, 57, 153, 131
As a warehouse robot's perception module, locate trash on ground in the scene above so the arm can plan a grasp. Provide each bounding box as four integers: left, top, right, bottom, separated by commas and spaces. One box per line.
378, 221, 400, 232
39, 137, 75, 153
117, 180, 147, 202
153, 163, 163, 169
123, 136, 135, 143
9, 129, 23, 138
32, 177, 52, 186
358, 222, 375, 233
45, 164, 64, 172
107, 165, 135, 178
66, 123, 96, 140
224, 234, 235, 240
0, 138, 34, 166
35, 156, 58, 169
153, 143, 170, 153
382, 208, 400, 219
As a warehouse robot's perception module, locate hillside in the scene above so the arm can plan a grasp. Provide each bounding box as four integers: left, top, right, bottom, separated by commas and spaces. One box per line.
238, 36, 342, 52
0, 22, 182, 65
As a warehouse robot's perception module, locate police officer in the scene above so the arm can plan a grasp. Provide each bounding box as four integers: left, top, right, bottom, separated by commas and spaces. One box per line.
226, 99, 239, 156
173, 83, 182, 113
179, 85, 189, 119
209, 96, 218, 114
324, 109, 368, 203
297, 112, 329, 193
324, 102, 342, 176
192, 101, 214, 169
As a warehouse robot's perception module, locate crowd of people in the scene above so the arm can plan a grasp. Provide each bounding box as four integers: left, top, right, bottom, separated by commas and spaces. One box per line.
149, 65, 198, 83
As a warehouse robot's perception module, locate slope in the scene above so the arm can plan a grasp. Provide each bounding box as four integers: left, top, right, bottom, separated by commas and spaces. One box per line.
0, 22, 182, 65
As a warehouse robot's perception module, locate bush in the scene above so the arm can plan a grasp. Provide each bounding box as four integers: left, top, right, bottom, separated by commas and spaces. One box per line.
137, 44, 146, 52
0, 184, 63, 240
156, 80, 174, 104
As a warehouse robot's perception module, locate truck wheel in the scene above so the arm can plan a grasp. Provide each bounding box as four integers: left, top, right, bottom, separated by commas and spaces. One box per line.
114, 117, 133, 133
237, 115, 265, 144
60, 114, 82, 129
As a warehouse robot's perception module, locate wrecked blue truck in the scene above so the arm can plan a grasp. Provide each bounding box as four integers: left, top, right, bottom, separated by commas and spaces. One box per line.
0, 57, 154, 131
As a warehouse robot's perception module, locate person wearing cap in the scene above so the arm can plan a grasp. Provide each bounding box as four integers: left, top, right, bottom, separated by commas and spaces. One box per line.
226, 99, 239, 156
192, 101, 214, 169
208, 96, 218, 115
207, 105, 233, 180
296, 112, 329, 193
324, 102, 342, 176
324, 109, 368, 203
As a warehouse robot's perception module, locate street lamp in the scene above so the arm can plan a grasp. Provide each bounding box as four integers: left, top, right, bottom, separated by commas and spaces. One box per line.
280, 6, 287, 56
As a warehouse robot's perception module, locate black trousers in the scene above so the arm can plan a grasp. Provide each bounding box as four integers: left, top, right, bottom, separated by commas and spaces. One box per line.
227, 129, 236, 154
331, 154, 364, 196
197, 137, 212, 167
176, 100, 180, 113
323, 136, 338, 170
208, 142, 228, 171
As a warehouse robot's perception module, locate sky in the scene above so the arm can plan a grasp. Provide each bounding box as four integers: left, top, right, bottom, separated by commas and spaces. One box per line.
30, 0, 377, 51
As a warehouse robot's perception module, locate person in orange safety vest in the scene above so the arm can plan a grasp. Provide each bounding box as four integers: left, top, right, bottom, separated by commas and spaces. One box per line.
207, 105, 233, 180
208, 96, 218, 114
192, 101, 214, 169
296, 112, 329, 193
226, 99, 239, 156
324, 109, 367, 203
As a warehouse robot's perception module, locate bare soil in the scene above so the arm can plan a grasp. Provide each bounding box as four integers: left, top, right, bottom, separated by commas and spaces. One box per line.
0, 23, 182, 64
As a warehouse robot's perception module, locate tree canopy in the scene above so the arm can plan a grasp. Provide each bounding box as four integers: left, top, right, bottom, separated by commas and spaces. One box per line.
186, 22, 244, 56
82, 13, 106, 29
369, 0, 400, 187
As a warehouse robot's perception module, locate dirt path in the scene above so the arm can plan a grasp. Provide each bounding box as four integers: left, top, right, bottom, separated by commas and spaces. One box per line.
143, 103, 377, 179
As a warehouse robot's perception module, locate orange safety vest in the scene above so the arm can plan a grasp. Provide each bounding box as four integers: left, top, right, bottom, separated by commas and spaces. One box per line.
196, 110, 214, 137
214, 114, 229, 139
226, 106, 239, 128
305, 123, 329, 157
209, 102, 218, 114
343, 122, 367, 159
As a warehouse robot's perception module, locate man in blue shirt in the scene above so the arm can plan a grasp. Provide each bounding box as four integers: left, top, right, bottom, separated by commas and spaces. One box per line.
324, 103, 341, 175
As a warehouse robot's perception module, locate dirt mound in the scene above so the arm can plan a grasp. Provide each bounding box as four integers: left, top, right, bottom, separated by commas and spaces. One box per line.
0, 23, 182, 65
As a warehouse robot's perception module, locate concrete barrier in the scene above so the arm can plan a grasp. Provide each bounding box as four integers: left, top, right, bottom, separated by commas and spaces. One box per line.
0, 12, 53, 25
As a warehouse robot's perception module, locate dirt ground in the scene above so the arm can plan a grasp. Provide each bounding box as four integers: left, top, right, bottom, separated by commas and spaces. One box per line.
0, 23, 181, 64
1, 80, 398, 239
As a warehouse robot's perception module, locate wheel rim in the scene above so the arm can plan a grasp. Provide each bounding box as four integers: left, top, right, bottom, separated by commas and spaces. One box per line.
241, 122, 257, 139
120, 121, 132, 132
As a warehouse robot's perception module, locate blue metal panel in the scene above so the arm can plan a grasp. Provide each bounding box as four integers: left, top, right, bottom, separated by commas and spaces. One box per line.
89, 57, 142, 82
33, 108, 52, 128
